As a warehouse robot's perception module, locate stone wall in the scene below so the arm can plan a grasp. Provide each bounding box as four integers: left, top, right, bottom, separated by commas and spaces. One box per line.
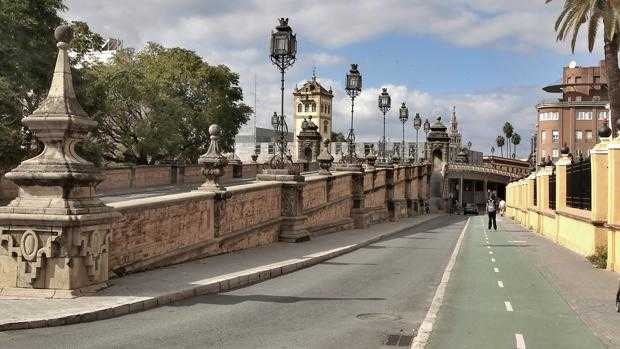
103, 164, 432, 275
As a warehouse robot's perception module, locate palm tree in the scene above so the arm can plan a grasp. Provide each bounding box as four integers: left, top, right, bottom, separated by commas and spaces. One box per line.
496, 135, 505, 157
512, 133, 521, 159
548, 0, 620, 131
503, 122, 514, 157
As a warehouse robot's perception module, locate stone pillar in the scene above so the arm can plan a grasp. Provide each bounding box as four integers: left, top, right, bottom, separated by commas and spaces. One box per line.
458, 177, 464, 205
279, 181, 310, 242
607, 131, 620, 271
555, 146, 572, 211
351, 171, 369, 228
483, 179, 488, 201
405, 165, 414, 217
386, 167, 398, 221
0, 26, 119, 296
197, 125, 228, 192
537, 167, 552, 210
591, 137, 610, 223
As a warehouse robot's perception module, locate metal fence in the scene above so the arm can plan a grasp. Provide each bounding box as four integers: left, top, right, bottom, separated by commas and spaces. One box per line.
549, 170, 556, 210
566, 156, 592, 210
533, 179, 537, 206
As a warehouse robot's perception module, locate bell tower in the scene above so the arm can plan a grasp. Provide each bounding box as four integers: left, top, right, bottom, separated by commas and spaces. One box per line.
292, 72, 333, 160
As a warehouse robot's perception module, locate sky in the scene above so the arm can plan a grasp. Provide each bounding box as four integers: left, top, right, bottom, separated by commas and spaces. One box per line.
64, 0, 605, 157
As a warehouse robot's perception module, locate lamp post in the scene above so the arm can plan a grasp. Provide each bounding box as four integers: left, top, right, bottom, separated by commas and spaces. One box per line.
423, 118, 430, 161
344, 64, 362, 166
399, 102, 409, 162
413, 113, 421, 162
269, 18, 297, 170
377, 88, 391, 162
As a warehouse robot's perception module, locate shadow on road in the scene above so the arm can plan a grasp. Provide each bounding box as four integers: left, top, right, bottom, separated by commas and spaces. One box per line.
171, 294, 387, 307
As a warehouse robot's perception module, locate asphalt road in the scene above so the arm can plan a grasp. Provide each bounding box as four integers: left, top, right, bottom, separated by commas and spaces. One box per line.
0, 215, 467, 349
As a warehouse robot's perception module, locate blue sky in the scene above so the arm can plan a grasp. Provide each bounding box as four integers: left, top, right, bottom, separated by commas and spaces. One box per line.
65, 0, 606, 157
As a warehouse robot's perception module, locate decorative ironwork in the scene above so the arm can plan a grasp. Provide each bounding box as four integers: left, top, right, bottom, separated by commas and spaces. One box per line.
566, 155, 591, 210
399, 102, 409, 162
413, 112, 422, 162
533, 178, 537, 206
343, 64, 362, 166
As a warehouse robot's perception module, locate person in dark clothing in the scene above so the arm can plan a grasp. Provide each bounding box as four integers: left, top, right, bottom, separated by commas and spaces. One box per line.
486, 197, 498, 231
616, 279, 620, 312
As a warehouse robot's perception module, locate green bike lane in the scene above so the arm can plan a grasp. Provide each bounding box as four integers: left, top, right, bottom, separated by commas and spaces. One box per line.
426, 215, 604, 349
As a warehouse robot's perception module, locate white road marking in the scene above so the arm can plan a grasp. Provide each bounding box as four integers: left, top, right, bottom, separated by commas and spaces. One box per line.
505, 301, 514, 312
515, 333, 526, 348
487, 246, 491, 249
489, 251, 493, 255
494, 267, 499, 273
410, 218, 470, 349
491, 258, 496, 263
508, 240, 526, 243
498, 281, 504, 288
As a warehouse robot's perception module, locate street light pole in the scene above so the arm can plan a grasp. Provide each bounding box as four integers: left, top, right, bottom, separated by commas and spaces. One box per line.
268, 18, 297, 170
413, 113, 422, 162
399, 103, 409, 162
377, 88, 391, 162
344, 64, 362, 167
423, 118, 430, 161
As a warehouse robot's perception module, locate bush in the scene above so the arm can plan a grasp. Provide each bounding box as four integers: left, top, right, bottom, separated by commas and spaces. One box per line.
586, 246, 608, 269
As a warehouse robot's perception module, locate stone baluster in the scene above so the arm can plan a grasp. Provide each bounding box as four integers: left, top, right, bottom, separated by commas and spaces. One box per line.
197, 125, 228, 191
0, 25, 120, 295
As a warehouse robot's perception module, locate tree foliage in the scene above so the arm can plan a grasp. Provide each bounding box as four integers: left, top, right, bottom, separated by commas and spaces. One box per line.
78, 43, 252, 165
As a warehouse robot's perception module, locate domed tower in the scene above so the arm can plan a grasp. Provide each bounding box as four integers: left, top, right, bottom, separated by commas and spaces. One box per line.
293, 72, 333, 160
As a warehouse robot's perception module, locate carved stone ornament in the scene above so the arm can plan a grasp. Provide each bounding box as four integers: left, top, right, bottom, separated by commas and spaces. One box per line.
317, 139, 334, 175
198, 124, 229, 191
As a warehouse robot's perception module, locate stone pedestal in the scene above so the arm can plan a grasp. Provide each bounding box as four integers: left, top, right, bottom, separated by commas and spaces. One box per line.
0, 26, 119, 297
279, 181, 310, 242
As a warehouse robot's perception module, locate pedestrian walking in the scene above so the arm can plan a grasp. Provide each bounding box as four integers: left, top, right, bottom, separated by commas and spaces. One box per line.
616, 279, 620, 313
498, 199, 506, 216
486, 197, 498, 231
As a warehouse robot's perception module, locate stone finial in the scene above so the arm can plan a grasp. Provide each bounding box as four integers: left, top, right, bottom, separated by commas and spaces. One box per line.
317, 139, 334, 175
391, 151, 400, 165
198, 124, 228, 191
365, 145, 377, 170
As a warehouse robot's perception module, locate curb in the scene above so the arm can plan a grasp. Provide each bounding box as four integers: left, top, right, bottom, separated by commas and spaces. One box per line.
0, 214, 440, 332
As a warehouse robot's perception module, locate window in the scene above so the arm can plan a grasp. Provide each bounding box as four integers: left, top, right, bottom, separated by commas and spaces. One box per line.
552, 149, 559, 158
327, 104, 331, 113
576, 130, 583, 140
576, 111, 592, 120
323, 120, 329, 133
297, 104, 302, 113
594, 76, 601, 84
575, 96, 582, 102
552, 130, 560, 143
311, 103, 316, 112
255, 144, 261, 154
598, 111, 609, 121
541, 130, 547, 141
304, 104, 309, 112
567, 77, 572, 84
539, 112, 559, 121
268, 144, 274, 154
335, 142, 342, 154
575, 76, 582, 83
586, 130, 593, 140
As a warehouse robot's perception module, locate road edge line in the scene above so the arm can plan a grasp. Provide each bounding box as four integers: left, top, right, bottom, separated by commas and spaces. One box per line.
410, 217, 470, 349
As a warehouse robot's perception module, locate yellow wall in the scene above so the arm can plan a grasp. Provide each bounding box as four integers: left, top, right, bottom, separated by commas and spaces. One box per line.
556, 213, 607, 256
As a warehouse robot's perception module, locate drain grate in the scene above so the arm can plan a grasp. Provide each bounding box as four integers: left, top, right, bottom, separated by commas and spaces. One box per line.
384, 330, 413, 346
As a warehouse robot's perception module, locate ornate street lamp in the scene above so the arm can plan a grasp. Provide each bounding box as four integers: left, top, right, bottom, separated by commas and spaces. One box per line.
377, 88, 391, 162
269, 18, 297, 170
423, 118, 430, 161
399, 102, 409, 162
413, 112, 422, 162
343, 64, 362, 166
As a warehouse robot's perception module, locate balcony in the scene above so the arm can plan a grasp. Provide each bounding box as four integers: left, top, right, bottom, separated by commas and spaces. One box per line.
536, 99, 609, 108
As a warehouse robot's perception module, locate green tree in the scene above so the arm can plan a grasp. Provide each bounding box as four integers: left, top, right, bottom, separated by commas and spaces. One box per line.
502, 122, 514, 157
496, 135, 505, 157
79, 43, 252, 165
548, 0, 620, 130
0, 0, 66, 169
511, 133, 521, 158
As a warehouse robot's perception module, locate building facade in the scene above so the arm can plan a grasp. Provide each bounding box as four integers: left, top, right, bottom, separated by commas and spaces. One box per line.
536, 61, 610, 162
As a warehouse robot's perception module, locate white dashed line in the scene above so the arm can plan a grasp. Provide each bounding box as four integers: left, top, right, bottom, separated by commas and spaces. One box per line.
515, 333, 526, 348
487, 246, 491, 249
498, 280, 504, 288
491, 258, 496, 263
504, 301, 514, 312
494, 267, 499, 273
508, 240, 526, 243
489, 251, 493, 255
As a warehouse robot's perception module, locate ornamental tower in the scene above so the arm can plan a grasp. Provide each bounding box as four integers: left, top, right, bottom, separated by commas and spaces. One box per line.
292, 72, 334, 160
449, 106, 462, 146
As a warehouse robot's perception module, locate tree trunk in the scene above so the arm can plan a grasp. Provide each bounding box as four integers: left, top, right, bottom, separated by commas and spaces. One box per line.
604, 34, 620, 134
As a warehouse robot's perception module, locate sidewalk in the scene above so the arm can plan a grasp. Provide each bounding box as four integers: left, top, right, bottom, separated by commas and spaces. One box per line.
498, 216, 620, 348
0, 214, 441, 332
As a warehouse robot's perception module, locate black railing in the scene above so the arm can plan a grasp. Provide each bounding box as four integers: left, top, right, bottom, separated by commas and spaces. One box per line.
566, 156, 591, 210
549, 170, 556, 210
533, 179, 537, 206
